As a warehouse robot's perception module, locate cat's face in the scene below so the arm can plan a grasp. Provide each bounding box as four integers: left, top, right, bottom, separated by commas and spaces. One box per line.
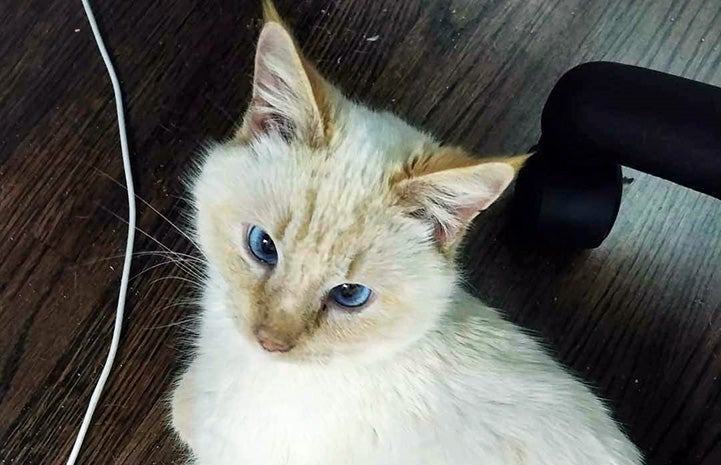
192, 19, 518, 363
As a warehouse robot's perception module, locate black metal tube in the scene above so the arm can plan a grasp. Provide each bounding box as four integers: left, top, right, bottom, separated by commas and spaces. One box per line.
541, 61, 721, 199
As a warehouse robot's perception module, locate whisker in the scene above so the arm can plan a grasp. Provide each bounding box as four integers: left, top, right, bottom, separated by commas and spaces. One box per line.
93, 166, 202, 251
79, 250, 204, 266
148, 275, 202, 287
99, 205, 177, 252
140, 317, 198, 331
159, 299, 202, 311
99, 206, 207, 281
131, 259, 186, 281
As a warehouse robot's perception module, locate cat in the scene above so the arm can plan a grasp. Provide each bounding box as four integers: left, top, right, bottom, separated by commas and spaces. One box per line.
170, 1, 643, 464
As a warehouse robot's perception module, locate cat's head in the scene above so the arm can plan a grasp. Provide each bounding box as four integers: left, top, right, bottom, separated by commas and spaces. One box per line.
192, 3, 523, 364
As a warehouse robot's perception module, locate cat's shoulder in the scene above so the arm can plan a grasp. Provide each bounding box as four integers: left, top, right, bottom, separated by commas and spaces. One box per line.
432, 287, 552, 367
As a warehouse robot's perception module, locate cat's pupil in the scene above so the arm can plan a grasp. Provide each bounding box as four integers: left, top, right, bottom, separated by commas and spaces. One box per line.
260, 234, 275, 254
339, 284, 359, 298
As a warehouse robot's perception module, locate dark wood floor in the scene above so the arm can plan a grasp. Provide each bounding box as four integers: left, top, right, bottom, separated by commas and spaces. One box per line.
1, 0, 720, 464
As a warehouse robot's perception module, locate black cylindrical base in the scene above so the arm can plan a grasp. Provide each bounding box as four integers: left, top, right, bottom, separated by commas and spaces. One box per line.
512, 154, 622, 249
511, 61, 721, 249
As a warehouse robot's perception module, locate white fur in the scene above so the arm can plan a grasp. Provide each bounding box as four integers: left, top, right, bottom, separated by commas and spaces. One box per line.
172, 106, 642, 465
171, 20, 642, 465
173, 273, 641, 465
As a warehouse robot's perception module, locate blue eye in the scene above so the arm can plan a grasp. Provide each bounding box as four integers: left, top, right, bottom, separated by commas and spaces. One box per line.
329, 283, 372, 309
247, 226, 278, 265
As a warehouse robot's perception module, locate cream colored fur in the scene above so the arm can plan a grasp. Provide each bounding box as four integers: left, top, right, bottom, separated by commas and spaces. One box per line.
170, 8, 643, 465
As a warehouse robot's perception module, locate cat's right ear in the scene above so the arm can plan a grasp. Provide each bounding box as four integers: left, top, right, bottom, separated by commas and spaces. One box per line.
236, 19, 334, 147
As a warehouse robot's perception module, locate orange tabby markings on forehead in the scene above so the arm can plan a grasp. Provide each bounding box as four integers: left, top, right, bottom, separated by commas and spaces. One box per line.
293, 186, 319, 244
273, 212, 293, 242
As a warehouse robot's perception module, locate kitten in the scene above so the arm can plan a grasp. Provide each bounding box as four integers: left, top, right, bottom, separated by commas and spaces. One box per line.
170, 2, 643, 464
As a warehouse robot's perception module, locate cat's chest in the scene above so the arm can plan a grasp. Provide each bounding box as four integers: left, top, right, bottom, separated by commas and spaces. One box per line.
190, 366, 377, 464
188, 360, 486, 465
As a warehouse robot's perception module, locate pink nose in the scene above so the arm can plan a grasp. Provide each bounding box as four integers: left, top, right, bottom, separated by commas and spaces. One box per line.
255, 327, 292, 353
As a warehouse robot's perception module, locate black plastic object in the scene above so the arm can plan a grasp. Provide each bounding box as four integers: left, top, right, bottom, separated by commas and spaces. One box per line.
512, 61, 721, 248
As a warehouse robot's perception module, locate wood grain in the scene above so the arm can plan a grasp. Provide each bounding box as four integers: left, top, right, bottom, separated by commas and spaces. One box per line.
1, 1, 719, 464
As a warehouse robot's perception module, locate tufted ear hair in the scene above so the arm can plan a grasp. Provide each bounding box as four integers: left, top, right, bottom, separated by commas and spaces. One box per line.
236, 1, 335, 146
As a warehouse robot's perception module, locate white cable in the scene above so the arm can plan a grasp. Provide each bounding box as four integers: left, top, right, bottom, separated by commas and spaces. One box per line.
67, 1, 136, 464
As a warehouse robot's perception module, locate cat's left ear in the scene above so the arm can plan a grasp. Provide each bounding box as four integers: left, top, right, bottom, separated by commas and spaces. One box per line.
237, 19, 334, 147
394, 153, 527, 248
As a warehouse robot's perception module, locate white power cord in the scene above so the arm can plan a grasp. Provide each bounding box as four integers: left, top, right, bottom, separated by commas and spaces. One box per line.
67, 1, 137, 464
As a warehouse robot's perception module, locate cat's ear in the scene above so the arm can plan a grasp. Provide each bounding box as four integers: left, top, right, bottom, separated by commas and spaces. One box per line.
237, 10, 334, 146
394, 151, 527, 247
